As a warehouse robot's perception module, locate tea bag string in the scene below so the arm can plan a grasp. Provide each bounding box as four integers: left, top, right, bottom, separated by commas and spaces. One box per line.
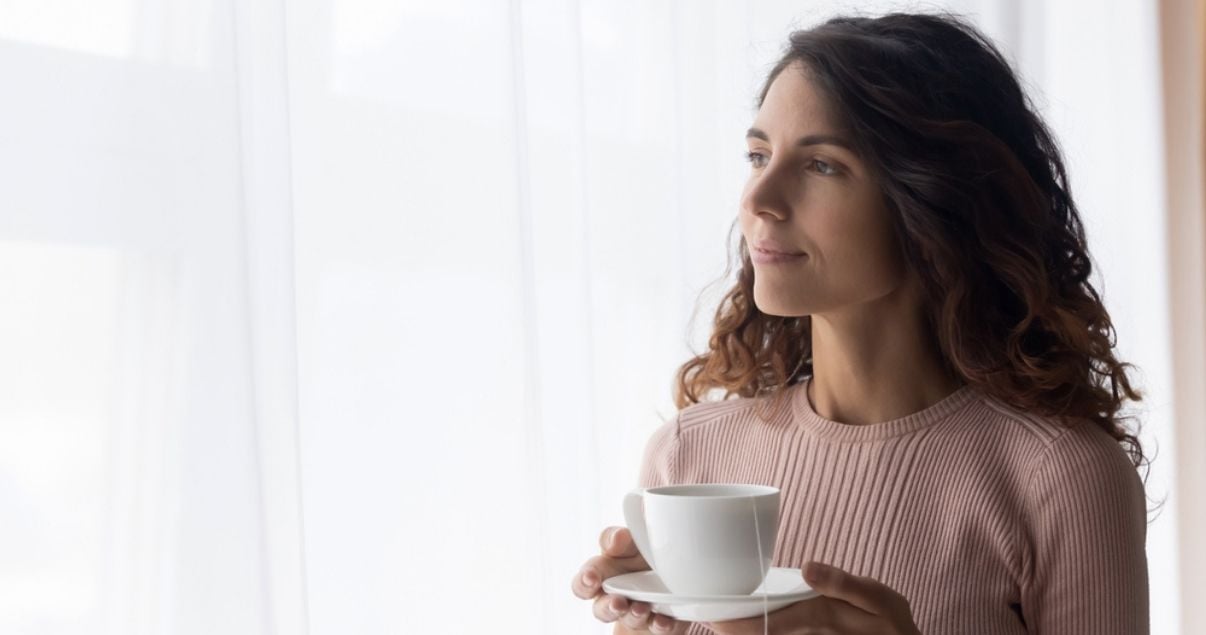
752, 496, 768, 635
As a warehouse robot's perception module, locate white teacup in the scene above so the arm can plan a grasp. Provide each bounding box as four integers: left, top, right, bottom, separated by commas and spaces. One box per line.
623, 483, 779, 596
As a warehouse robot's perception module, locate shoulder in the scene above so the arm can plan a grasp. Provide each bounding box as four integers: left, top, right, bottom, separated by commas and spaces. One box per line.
947, 392, 1145, 516
973, 392, 1071, 450
642, 396, 762, 449
967, 392, 1136, 479
987, 408, 1150, 540
636, 396, 770, 488
1026, 419, 1145, 506
974, 392, 1139, 480
673, 396, 766, 432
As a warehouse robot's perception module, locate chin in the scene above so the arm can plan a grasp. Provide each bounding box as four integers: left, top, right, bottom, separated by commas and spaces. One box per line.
752, 296, 809, 318
758, 307, 810, 318
752, 284, 812, 317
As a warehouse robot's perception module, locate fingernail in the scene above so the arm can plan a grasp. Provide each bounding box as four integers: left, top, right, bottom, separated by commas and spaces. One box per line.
607, 528, 617, 548
805, 561, 830, 584
631, 604, 647, 617
610, 597, 625, 613
582, 568, 598, 586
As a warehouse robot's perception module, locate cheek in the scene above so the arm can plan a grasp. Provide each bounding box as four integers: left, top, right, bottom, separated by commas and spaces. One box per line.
820, 211, 902, 281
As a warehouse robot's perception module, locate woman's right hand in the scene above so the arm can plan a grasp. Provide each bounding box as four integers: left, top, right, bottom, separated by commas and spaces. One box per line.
571, 526, 689, 634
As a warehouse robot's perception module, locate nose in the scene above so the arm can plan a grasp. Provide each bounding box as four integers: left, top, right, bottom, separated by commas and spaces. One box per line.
740, 162, 794, 222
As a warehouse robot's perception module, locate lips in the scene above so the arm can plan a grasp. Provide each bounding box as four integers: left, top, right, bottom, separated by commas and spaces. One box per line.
752, 238, 806, 256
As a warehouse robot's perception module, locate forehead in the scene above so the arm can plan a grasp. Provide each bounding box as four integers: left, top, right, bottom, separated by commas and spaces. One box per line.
754, 62, 840, 132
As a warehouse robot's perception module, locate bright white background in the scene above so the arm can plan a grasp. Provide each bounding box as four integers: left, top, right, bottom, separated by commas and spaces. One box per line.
0, 0, 1198, 633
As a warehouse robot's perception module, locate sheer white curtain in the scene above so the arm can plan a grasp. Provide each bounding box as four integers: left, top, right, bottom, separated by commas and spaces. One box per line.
0, 0, 1191, 634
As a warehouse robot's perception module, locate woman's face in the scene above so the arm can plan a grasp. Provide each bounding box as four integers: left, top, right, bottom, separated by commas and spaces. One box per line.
739, 61, 910, 318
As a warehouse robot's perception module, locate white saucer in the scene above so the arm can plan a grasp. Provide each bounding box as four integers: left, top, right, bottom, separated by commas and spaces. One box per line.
601, 567, 820, 622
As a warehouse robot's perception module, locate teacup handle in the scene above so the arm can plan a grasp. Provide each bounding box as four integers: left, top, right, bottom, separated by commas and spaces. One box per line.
622, 488, 655, 570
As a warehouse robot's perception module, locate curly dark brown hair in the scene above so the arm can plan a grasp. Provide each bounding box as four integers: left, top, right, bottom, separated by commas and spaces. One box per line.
673, 11, 1149, 474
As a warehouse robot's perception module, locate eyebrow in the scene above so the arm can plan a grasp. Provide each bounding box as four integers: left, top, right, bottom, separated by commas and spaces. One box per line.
745, 127, 856, 152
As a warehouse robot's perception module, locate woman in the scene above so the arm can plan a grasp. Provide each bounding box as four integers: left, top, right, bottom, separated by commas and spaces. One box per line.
571, 11, 1151, 635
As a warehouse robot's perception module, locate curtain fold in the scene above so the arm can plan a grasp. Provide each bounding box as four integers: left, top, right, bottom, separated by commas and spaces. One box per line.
1159, 0, 1206, 633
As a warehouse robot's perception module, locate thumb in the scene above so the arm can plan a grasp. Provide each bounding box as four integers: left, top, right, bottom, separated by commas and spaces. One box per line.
803, 561, 894, 616
603, 527, 642, 559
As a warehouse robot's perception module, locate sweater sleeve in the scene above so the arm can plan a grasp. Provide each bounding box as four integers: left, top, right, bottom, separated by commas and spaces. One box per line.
1019, 421, 1149, 634
636, 411, 680, 489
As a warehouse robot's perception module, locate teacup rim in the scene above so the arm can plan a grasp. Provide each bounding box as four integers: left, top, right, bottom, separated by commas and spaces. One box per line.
643, 483, 779, 498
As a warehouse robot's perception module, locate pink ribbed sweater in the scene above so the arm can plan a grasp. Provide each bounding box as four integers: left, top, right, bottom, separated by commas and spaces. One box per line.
637, 378, 1149, 635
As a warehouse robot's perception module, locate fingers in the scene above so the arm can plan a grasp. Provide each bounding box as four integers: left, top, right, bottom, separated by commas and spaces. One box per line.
588, 593, 682, 633
575, 527, 666, 631
599, 526, 642, 560
706, 596, 859, 635
650, 613, 689, 634
572, 551, 649, 600
618, 603, 688, 634
619, 600, 653, 631
804, 561, 901, 616
592, 593, 629, 623
572, 529, 650, 600
571, 564, 603, 599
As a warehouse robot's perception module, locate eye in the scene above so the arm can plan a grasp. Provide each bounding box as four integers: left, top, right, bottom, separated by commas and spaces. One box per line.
744, 150, 768, 169
743, 151, 841, 176
811, 159, 839, 176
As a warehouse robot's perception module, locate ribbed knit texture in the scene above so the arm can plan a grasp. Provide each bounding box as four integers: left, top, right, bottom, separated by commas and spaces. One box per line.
636, 378, 1149, 635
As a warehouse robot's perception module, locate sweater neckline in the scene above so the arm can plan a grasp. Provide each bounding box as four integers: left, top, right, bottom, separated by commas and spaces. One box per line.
790, 376, 976, 441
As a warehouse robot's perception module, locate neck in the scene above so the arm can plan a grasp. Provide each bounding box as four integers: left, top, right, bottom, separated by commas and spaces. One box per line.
806, 288, 962, 426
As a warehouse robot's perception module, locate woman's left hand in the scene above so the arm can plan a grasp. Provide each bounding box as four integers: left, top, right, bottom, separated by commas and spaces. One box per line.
704, 562, 921, 635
